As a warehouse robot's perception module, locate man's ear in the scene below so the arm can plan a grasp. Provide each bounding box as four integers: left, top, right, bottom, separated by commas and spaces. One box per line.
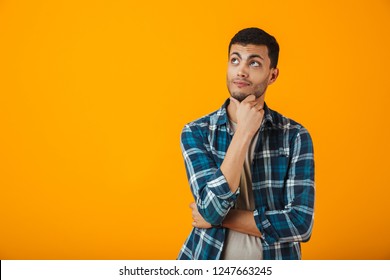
268, 68, 279, 85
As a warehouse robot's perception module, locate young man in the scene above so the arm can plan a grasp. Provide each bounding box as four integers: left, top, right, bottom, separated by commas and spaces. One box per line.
178, 28, 315, 260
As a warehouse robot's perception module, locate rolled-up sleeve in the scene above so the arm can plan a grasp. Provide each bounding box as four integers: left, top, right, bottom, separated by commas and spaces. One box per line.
181, 124, 238, 226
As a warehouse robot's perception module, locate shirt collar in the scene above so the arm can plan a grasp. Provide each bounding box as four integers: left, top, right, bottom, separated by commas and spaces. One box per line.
215, 98, 275, 127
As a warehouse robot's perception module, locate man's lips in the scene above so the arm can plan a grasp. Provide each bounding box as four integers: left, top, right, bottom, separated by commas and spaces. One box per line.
233, 80, 251, 88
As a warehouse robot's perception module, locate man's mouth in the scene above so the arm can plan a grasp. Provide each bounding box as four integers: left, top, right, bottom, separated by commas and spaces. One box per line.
233, 80, 251, 88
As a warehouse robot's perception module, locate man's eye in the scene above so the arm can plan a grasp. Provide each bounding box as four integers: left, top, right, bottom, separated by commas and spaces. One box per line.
231, 58, 239, 64
250, 61, 261, 67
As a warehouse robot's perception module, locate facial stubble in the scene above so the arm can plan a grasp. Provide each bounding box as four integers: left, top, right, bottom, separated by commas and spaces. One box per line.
227, 82, 268, 102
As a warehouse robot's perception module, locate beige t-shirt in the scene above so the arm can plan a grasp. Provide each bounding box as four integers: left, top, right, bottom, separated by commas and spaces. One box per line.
220, 120, 263, 260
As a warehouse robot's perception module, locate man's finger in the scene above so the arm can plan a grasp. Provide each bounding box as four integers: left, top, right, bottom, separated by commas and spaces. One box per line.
242, 94, 256, 103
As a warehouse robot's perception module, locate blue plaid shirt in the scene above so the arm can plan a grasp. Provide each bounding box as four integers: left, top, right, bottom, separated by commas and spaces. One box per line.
178, 99, 315, 260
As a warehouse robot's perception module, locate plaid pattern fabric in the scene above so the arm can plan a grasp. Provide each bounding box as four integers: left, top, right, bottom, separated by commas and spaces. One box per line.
177, 99, 315, 260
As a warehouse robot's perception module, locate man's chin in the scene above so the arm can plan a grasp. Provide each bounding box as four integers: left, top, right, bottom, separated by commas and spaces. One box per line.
230, 93, 252, 102
229, 91, 265, 102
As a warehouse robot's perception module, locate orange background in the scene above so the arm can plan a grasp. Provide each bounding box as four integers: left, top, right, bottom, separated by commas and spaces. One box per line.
1, 0, 389, 260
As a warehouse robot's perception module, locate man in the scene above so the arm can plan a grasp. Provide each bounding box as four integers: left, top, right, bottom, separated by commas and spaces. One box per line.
178, 28, 315, 260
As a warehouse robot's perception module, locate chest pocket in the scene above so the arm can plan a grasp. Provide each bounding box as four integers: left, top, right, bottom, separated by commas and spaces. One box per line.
253, 147, 290, 181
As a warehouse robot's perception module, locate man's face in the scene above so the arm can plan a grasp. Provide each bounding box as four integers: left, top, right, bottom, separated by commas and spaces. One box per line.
227, 44, 278, 102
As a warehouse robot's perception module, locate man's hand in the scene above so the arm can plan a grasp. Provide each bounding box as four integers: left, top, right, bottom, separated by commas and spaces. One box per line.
189, 202, 262, 237
230, 95, 264, 139
190, 202, 212, 229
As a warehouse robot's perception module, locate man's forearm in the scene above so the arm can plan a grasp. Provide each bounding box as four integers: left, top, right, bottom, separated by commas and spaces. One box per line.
220, 128, 252, 193
221, 96, 264, 193
190, 201, 262, 238
222, 209, 262, 237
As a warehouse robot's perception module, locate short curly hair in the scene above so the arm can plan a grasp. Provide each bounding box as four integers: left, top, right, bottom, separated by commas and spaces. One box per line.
228, 27, 279, 68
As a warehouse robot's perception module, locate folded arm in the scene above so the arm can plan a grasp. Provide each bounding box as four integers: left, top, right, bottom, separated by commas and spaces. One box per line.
190, 126, 315, 244
190, 202, 261, 237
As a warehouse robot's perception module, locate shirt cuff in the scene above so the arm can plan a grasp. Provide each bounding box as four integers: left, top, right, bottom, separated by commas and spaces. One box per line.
207, 168, 239, 202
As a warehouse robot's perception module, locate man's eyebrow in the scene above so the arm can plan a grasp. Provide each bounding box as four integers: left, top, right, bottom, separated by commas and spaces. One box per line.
248, 54, 264, 60
229, 52, 264, 60
230, 52, 242, 59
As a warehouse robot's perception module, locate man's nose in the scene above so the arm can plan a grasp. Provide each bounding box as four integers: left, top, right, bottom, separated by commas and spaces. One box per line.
237, 64, 249, 77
